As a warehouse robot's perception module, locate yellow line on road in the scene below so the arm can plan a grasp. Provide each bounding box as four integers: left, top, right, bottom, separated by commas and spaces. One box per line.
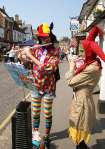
0, 109, 16, 132
0, 92, 31, 132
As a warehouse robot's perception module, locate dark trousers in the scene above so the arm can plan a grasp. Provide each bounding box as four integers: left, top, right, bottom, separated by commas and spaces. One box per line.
76, 140, 89, 149
9, 57, 15, 62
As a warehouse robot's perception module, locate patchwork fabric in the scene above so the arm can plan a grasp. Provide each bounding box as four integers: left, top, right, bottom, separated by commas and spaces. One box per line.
32, 46, 60, 93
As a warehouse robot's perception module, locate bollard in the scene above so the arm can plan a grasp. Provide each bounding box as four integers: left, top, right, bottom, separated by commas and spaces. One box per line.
11, 101, 32, 149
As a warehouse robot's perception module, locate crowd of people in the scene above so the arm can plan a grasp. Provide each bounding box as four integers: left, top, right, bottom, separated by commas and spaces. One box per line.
5, 22, 105, 149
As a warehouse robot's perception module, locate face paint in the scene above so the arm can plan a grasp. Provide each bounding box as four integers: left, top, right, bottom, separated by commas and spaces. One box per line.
40, 36, 51, 44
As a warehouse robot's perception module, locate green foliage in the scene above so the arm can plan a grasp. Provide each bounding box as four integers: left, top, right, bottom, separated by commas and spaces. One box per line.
78, 43, 84, 56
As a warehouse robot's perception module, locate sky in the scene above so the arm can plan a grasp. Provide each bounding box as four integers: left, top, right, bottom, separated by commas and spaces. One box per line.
0, 0, 85, 39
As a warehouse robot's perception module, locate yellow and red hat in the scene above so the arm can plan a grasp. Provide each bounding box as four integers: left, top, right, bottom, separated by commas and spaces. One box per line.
37, 23, 50, 37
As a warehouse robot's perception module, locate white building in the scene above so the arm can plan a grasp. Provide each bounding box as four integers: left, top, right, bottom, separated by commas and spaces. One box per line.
23, 24, 33, 41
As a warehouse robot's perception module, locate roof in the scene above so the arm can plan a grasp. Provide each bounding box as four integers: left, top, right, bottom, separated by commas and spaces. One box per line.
78, 0, 98, 23
0, 8, 10, 18
0, 8, 13, 22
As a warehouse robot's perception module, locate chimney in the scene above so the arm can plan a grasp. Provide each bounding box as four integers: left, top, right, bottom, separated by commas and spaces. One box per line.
15, 14, 19, 22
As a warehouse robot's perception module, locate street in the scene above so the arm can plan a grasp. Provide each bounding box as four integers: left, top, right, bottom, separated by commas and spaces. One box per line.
0, 61, 105, 149
0, 62, 29, 123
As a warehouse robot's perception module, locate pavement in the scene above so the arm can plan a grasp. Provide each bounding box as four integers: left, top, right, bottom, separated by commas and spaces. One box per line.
0, 61, 105, 149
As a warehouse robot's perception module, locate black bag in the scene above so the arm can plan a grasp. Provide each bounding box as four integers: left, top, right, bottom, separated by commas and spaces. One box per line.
55, 66, 60, 82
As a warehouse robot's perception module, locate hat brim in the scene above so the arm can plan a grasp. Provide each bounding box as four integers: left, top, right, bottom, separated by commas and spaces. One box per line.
35, 32, 49, 37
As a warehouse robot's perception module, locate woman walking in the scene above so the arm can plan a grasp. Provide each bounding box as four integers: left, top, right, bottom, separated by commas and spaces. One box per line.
65, 25, 105, 149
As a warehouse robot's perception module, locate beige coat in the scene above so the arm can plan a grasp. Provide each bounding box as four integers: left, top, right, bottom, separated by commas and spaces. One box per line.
66, 61, 101, 133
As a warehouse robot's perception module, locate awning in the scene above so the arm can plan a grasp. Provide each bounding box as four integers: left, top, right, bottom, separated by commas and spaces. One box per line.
19, 39, 36, 46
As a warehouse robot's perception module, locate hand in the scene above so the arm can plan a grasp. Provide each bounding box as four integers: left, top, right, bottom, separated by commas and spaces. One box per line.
24, 47, 40, 65
68, 59, 76, 73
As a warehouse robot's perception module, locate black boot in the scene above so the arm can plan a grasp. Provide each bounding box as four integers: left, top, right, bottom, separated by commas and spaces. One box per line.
76, 140, 89, 149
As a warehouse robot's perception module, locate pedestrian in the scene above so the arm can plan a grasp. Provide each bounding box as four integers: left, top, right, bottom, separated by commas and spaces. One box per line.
7, 44, 19, 62
7, 44, 16, 62
25, 22, 60, 148
65, 25, 105, 149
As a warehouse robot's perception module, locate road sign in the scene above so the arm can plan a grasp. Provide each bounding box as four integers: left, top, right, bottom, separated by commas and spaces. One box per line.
70, 18, 80, 31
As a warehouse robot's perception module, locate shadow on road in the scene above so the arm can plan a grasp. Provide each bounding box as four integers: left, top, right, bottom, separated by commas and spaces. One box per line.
50, 128, 68, 141
92, 118, 105, 134
49, 129, 68, 149
91, 118, 105, 149
50, 143, 58, 149
92, 139, 105, 149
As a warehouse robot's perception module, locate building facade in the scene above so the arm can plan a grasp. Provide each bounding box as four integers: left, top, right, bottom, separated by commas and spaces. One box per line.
0, 7, 33, 49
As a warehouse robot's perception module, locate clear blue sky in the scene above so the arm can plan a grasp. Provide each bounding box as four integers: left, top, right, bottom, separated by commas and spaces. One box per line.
0, 0, 85, 39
